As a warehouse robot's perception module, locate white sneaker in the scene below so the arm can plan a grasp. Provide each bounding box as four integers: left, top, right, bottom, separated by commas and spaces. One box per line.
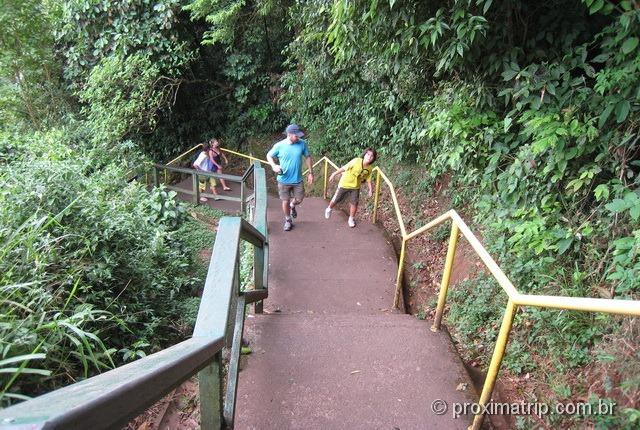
348, 217, 356, 228
324, 207, 332, 219
283, 218, 293, 231
199, 197, 208, 202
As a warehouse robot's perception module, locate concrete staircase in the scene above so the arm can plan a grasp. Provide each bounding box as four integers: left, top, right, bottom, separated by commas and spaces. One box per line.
235, 197, 477, 429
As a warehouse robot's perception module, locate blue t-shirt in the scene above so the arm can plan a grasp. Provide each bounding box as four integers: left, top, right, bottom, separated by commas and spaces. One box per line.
267, 138, 310, 184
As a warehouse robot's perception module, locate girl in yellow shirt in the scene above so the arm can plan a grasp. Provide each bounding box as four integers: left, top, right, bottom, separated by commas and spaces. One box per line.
325, 148, 377, 228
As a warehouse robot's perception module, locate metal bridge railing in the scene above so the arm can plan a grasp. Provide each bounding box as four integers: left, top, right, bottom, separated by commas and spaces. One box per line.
309, 155, 640, 430
152, 144, 269, 211
152, 163, 253, 212
0, 161, 269, 429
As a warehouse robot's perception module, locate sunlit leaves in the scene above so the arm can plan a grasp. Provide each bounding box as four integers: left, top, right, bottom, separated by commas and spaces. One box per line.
57, 0, 193, 85
185, 0, 245, 46
77, 53, 177, 145
606, 192, 640, 221
0, 1, 62, 126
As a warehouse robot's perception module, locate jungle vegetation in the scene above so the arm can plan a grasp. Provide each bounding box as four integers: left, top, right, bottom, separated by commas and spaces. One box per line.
1, 0, 638, 427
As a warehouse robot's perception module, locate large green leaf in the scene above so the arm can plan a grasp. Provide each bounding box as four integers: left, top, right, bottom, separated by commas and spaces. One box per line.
621, 37, 639, 55
615, 100, 631, 123
605, 198, 629, 213
589, 0, 604, 14
598, 103, 614, 128
0, 354, 46, 367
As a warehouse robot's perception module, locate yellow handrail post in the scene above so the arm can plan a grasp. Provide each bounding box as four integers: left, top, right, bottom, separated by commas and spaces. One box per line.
394, 237, 408, 309
372, 169, 382, 223
469, 299, 518, 430
323, 158, 329, 199
431, 222, 460, 332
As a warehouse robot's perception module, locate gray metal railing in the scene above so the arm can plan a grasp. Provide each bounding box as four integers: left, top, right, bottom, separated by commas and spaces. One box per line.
153, 163, 255, 213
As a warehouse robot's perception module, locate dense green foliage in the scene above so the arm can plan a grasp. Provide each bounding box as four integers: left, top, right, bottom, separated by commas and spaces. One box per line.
0, 128, 215, 404
178, 0, 292, 148
281, 0, 640, 427
1, 0, 638, 426
1, 0, 283, 405
0, 0, 220, 406
0, 0, 66, 127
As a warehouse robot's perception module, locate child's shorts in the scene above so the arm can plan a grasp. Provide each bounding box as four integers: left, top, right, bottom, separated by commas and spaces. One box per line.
332, 187, 360, 205
199, 176, 217, 192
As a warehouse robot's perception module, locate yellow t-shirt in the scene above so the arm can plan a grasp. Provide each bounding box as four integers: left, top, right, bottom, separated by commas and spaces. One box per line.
338, 157, 373, 189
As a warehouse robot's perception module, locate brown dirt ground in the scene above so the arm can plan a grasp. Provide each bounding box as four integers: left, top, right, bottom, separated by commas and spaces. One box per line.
124, 378, 200, 430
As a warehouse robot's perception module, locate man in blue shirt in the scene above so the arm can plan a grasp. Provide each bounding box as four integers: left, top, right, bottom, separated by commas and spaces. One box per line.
267, 124, 314, 231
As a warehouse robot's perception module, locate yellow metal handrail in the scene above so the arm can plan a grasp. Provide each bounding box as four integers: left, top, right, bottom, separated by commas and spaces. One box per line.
166, 144, 268, 167
313, 154, 640, 430
221, 147, 268, 165
162, 144, 268, 186
166, 144, 201, 166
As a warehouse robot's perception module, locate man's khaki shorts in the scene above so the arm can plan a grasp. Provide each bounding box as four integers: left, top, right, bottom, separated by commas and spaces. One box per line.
278, 182, 305, 201
331, 187, 360, 205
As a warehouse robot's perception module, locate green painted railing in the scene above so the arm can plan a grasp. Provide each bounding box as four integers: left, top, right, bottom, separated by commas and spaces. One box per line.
0, 162, 269, 429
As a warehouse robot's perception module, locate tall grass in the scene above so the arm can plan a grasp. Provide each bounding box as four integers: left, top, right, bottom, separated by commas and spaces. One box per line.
0, 207, 116, 404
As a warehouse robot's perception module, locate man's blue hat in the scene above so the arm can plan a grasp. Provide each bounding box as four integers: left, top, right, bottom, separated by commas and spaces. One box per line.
285, 124, 304, 137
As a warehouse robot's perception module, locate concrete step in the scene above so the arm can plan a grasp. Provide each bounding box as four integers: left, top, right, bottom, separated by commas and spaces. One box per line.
236, 313, 476, 430
264, 197, 400, 315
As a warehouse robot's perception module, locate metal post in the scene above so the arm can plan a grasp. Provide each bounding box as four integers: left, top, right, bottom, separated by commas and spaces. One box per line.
323, 158, 329, 199
393, 237, 408, 309
255, 243, 267, 314
432, 222, 460, 331
372, 169, 382, 223
240, 181, 245, 214
153, 166, 159, 188
192, 172, 200, 205
199, 351, 223, 430
223, 296, 246, 427
470, 299, 518, 430
254, 242, 264, 305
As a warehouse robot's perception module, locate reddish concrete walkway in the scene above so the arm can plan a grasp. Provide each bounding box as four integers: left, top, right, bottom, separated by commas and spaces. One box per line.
235, 197, 477, 429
